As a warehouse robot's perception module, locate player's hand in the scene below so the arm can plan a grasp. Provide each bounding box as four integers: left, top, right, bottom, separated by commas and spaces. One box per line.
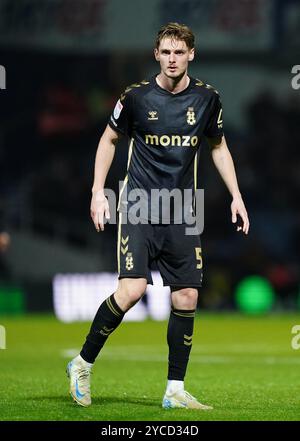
231, 195, 249, 235
90, 190, 110, 232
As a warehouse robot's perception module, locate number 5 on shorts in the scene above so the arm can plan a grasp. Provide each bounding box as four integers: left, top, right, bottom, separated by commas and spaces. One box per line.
195, 247, 203, 269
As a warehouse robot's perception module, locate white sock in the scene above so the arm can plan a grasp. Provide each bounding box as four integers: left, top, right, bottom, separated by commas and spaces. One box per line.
74, 354, 93, 369
166, 380, 184, 394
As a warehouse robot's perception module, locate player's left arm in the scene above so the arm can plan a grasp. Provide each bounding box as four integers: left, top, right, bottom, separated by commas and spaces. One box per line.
207, 135, 250, 235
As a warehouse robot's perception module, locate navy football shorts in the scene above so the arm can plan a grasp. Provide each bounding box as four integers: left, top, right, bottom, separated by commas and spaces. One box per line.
117, 213, 203, 288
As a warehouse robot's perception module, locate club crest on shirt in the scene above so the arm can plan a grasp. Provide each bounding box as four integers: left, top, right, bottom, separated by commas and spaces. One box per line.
113, 99, 123, 120
186, 107, 196, 125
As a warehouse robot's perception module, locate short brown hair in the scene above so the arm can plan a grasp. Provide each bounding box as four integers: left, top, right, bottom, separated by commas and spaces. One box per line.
155, 22, 195, 50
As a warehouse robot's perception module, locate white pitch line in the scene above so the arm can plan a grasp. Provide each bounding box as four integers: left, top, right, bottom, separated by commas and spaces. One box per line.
62, 343, 291, 355
61, 348, 300, 365
61, 348, 80, 358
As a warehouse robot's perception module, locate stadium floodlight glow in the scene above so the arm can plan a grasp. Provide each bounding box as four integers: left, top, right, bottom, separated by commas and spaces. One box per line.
235, 275, 275, 314
53, 272, 170, 323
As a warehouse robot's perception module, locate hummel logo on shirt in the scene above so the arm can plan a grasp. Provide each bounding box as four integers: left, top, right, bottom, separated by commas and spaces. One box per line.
148, 111, 158, 120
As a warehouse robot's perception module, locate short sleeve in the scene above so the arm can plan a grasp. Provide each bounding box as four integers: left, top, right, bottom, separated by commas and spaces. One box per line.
108, 93, 133, 137
204, 94, 224, 138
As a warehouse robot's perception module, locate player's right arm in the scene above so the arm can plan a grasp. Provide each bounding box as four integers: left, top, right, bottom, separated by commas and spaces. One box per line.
91, 89, 132, 231
90, 125, 120, 232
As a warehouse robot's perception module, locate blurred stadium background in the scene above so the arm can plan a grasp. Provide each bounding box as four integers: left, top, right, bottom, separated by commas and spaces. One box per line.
0, 0, 300, 421
0, 0, 300, 317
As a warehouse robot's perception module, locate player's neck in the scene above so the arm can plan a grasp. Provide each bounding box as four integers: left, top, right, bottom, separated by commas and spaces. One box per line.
156, 72, 190, 94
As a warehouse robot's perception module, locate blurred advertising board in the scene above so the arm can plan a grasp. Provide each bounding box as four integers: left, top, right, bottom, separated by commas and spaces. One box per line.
0, 0, 276, 52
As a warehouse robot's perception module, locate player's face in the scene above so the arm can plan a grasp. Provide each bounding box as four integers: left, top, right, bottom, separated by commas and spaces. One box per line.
154, 37, 194, 79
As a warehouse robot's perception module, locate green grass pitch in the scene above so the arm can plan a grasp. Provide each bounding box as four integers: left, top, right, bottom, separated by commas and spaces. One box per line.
0, 313, 299, 421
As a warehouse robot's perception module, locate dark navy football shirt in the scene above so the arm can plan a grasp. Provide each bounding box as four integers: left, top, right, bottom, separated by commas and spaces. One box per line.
108, 75, 224, 223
